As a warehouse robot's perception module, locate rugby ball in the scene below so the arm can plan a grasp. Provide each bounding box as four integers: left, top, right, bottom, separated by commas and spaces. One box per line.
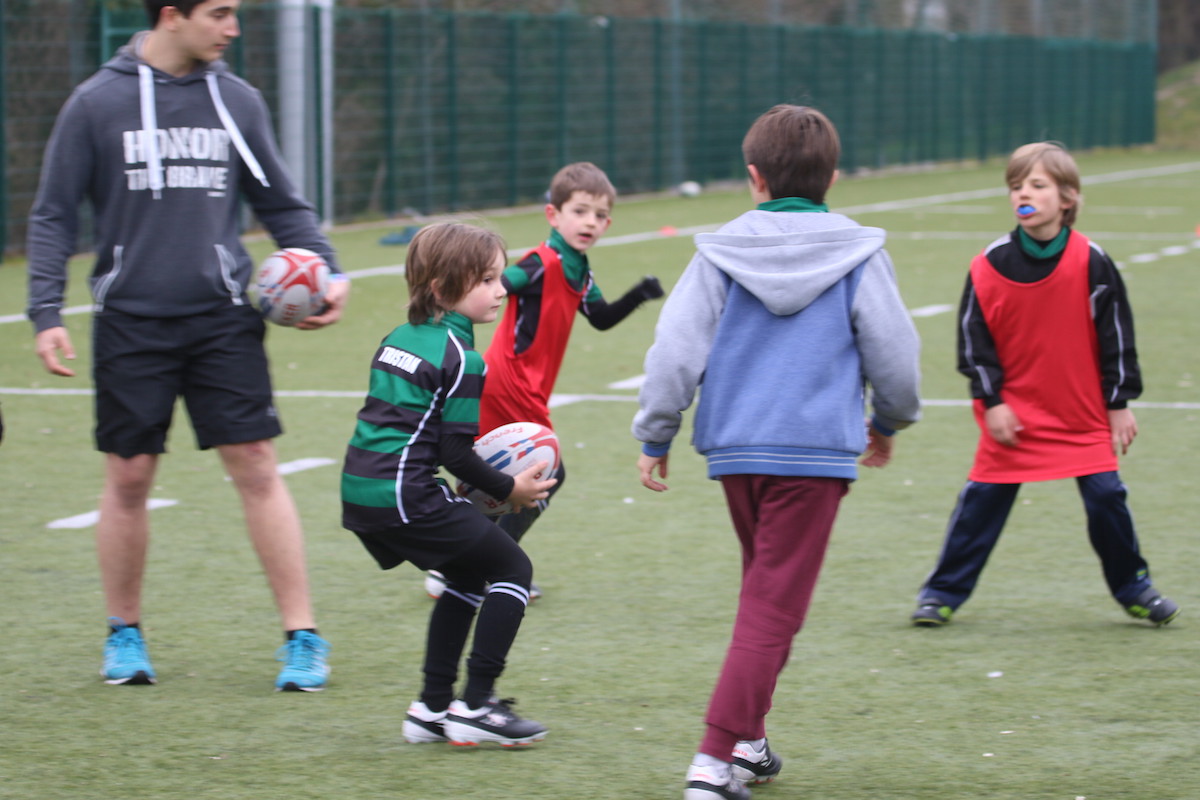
459, 422, 560, 516
253, 248, 330, 326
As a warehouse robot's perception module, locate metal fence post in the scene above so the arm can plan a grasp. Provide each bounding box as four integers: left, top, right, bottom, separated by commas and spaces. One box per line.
605, 16, 617, 182
1, 0, 7, 255
316, 0, 334, 226
383, 8, 397, 217
445, 13, 459, 210
555, 14, 568, 169
652, 18, 664, 190
278, 1, 311, 211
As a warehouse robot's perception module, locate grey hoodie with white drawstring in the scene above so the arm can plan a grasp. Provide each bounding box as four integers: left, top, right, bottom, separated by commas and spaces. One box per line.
26, 32, 340, 333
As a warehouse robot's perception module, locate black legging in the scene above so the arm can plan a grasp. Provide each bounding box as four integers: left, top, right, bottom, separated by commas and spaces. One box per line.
421, 523, 533, 710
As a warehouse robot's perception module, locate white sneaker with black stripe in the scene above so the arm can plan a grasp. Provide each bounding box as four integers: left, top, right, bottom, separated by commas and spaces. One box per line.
684, 762, 751, 800
403, 700, 448, 744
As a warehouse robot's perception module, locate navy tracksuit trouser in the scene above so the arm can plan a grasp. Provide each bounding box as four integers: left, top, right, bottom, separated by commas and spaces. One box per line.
918, 471, 1152, 610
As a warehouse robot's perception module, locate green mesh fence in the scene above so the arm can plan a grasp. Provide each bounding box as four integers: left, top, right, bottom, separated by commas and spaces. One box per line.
0, 3, 1157, 255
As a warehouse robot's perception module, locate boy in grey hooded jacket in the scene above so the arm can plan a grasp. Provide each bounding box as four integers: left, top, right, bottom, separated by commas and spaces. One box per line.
25, 0, 347, 692
633, 105, 921, 800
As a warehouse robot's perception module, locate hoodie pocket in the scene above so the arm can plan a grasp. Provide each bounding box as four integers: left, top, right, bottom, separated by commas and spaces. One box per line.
90, 245, 125, 310
215, 243, 246, 305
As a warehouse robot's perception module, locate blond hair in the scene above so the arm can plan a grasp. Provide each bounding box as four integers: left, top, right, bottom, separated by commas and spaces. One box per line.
1005, 142, 1082, 227
405, 223, 506, 325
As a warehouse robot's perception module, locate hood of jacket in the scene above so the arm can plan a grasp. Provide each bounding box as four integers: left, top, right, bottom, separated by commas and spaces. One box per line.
695, 209, 886, 316
105, 31, 230, 82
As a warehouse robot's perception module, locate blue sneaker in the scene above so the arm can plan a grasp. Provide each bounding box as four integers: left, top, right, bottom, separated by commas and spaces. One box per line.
102, 618, 156, 685
275, 631, 331, 692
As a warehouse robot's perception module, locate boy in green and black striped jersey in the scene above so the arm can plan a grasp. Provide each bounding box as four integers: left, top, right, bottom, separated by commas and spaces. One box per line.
341, 222, 557, 747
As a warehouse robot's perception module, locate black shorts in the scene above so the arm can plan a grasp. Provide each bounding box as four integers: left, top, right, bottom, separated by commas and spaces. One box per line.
352, 500, 501, 572
92, 305, 282, 457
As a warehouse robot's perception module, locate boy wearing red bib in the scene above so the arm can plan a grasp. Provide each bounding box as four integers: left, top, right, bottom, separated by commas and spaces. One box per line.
426, 163, 662, 600
911, 142, 1179, 628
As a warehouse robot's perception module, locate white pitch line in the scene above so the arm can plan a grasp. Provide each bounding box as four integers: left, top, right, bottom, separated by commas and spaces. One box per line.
607, 376, 646, 390
48, 458, 337, 528
910, 304, 955, 317
48, 498, 179, 530
279, 457, 336, 475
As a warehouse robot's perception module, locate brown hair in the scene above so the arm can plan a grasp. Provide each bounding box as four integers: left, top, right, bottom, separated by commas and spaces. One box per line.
742, 105, 840, 204
547, 162, 617, 209
1005, 141, 1081, 227
405, 223, 506, 325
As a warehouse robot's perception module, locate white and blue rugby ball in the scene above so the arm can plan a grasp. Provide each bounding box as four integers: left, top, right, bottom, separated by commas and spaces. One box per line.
458, 422, 560, 516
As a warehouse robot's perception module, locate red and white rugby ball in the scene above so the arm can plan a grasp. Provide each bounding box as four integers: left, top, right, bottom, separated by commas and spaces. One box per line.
459, 422, 560, 517
253, 248, 330, 326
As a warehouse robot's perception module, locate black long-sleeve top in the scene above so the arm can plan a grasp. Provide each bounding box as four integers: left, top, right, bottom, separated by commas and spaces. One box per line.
957, 228, 1142, 409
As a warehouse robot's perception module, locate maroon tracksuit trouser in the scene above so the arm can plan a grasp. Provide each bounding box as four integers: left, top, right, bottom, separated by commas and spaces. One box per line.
700, 474, 849, 759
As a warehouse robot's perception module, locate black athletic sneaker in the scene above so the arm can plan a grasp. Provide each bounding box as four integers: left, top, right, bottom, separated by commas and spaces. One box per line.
911, 601, 953, 626
731, 739, 783, 784
444, 697, 547, 746
1123, 589, 1181, 626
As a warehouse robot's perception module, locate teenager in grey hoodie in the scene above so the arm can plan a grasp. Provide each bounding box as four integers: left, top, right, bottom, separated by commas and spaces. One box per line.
633, 105, 921, 800
25, 0, 347, 692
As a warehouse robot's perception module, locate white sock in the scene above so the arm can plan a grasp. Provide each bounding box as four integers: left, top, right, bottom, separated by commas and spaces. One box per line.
693, 753, 732, 778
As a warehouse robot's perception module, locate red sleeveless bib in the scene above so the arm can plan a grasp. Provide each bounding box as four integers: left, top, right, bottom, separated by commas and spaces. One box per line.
968, 232, 1117, 482
479, 244, 583, 433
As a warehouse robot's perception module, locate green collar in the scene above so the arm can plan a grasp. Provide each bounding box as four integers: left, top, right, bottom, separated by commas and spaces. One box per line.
548, 229, 587, 272
425, 310, 475, 347
1017, 226, 1070, 260
756, 197, 829, 213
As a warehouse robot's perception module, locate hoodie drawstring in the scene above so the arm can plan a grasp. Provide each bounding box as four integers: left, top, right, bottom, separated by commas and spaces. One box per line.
206, 72, 270, 188
137, 64, 165, 199
134, 62, 271, 200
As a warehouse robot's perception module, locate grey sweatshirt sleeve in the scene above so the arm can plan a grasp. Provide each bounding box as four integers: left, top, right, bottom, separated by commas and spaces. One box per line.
851, 249, 922, 433
632, 252, 729, 448
26, 91, 93, 332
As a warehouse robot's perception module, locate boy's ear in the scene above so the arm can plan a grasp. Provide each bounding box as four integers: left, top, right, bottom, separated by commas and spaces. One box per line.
829, 169, 840, 191
544, 203, 559, 227
746, 164, 769, 195
159, 4, 185, 30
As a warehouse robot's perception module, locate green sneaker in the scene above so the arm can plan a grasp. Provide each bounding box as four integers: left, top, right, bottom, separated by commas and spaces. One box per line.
102, 618, 156, 685
1123, 589, 1181, 626
911, 602, 953, 627
275, 631, 331, 692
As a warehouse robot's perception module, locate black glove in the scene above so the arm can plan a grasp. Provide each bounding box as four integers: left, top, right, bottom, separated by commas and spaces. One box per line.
636, 275, 664, 301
